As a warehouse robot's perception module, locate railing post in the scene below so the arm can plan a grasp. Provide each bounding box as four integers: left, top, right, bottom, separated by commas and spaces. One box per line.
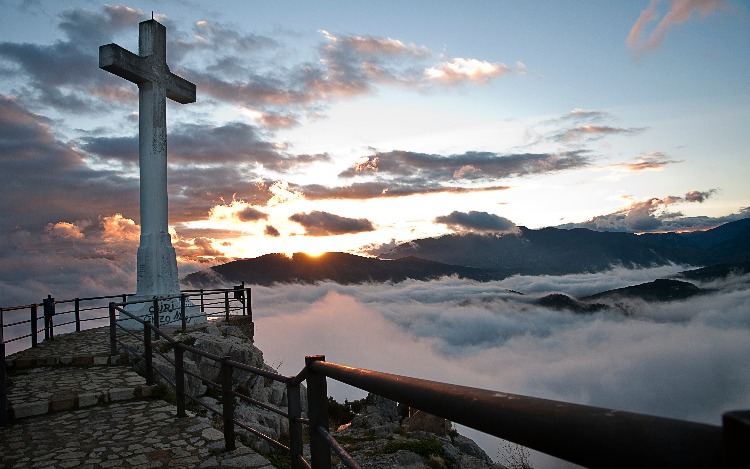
200, 289, 205, 313
724, 410, 750, 468
221, 355, 236, 451
143, 321, 154, 386
74, 298, 81, 332
152, 298, 160, 341
1, 308, 7, 427
31, 304, 38, 348
175, 344, 186, 418
108, 302, 117, 356
180, 294, 187, 332
224, 291, 230, 322
287, 382, 305, 469
306, 355, 331, 469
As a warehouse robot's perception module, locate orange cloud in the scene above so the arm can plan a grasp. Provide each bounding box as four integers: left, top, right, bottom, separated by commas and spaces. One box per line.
628, 0, 725, 53
101, 213, 139, 242
45, 221, 85, 239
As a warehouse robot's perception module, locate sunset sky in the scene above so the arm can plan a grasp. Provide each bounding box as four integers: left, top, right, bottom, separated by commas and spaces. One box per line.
1, 0, 749, 302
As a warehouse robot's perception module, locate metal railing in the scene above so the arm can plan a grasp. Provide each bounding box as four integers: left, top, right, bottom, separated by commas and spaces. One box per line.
4, 288, 749, 468
107, 298, 748, 469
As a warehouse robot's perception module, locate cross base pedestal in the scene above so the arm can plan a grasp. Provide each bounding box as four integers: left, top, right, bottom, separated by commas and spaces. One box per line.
119, 296, 207, 329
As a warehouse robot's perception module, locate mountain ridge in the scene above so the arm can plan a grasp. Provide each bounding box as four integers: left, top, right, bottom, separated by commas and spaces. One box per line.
183, 218, 750, 289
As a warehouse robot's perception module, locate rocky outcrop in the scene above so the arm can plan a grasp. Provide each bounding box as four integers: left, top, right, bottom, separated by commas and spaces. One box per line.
334, 394, 506, 469
128, 321, 300, 454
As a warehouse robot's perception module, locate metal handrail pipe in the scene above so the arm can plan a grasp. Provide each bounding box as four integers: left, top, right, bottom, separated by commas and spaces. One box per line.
316, 425, 362, 469
234, 419, 290, 451
0, 304, 38, 312
232, 389, 290, 419
3, 318, 32, 327
175, 342, 224, 364
309, 360, 725, 469
54, 293, 132, 304
223, 357, 291, 384
290, 368, 308, 387
296, 455, 312, 469
4, 334, 32, 344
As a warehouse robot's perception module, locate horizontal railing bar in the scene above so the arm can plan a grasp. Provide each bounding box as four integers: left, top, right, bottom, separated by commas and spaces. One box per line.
309, 360, 725, 469
151, 365, 175, 388
177, 342, 224, 363
234, 418, 290, 451
316, 425, 361, 469
3, 319, 32, 327
4, 334, 32, 344
224, 357, 291, 384
296, 454, 312, 469
232, 389, 289, 419
55, 294, 133, 304
0, 304, 39, 312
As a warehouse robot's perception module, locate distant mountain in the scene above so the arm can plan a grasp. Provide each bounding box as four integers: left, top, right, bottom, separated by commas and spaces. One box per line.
183, 252, 503, 287
581, 278, 709, 302
535, 294, 609, 314
678, 261, 750, 282
377, 218, 750, 275
183, 218, 750, 288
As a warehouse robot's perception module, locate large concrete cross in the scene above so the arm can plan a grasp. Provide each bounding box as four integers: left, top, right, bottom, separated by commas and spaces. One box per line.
99, 19, 203, 324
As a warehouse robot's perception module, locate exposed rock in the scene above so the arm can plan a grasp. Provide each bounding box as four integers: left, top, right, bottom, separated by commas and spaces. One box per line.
334, 393, 505, 469
404, 410, 452, 435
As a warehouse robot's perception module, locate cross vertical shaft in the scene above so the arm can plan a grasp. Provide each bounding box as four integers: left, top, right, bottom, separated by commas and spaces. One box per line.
100, 20, 198, 319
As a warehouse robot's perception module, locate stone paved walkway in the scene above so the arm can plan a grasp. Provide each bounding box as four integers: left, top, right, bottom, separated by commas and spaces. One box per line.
1, 328, 275, 468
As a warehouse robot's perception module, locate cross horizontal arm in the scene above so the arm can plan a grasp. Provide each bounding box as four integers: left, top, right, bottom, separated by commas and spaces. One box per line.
99, 44, 196, 104
99, 44, 148, 85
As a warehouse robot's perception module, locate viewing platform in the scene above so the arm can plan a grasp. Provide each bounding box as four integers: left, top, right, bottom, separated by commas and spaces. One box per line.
1, 327, 274, 469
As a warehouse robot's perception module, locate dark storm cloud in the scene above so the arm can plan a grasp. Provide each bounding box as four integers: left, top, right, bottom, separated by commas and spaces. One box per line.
80, 121, 330, 170
339, 150, 591, 182
292, 181, 510, 200
265, 225, 281, 237
685, 189, 717, 203
237, 207, 269, 222
435, 211, 518, 234
289, 211, 375, 236
0, 5, 143, 112
0, 94, 139, 231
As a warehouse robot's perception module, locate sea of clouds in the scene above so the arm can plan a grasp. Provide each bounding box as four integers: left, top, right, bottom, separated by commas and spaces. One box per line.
4, 264, 749, 467
246, 265, 750, 466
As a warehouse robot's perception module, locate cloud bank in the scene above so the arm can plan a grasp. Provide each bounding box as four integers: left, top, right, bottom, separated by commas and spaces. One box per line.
248, 268, 750, 435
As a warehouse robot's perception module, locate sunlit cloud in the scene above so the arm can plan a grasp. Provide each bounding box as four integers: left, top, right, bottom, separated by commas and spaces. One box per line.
424, 58, 517, 84
612, 151, 682, 172
627, 0, 726, 53
44, 221, 86, 239
101, 213, 139, 242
